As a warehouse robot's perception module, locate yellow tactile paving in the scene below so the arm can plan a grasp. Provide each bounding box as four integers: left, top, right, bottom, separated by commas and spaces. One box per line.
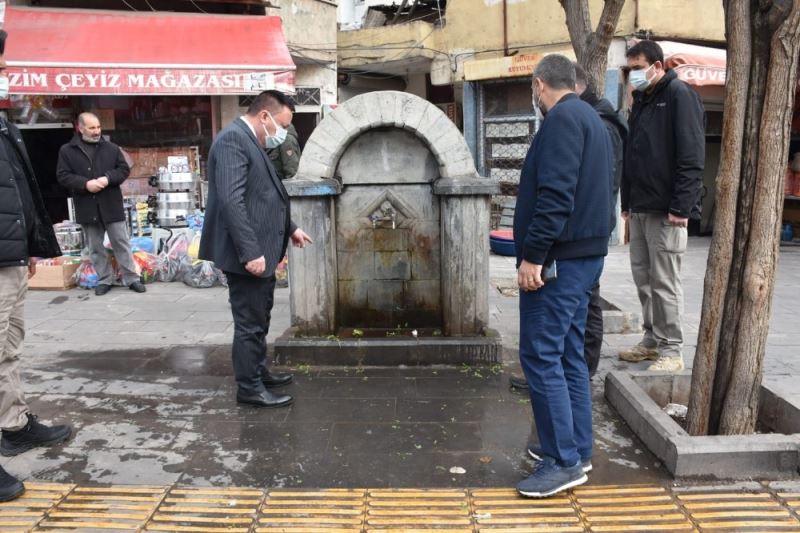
145, 486, 264, 533
366, 489, 471, 532
471, 488, 583, 532
573, 484, 695, 533
257, 488, 365, 533
32, 485, 165, 532
0, 482, 798, 531
676, 487, 800, 532
0, 483, 73, 533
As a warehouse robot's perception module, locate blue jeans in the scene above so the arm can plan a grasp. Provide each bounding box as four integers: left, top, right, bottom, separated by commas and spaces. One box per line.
519, 256, 604, 467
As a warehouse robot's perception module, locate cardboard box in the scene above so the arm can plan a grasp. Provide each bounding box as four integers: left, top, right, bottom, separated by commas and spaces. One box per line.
28, 258, 81, 290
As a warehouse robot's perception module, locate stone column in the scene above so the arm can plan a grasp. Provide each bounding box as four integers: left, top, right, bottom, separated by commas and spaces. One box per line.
284, 178, 341, 336
435, 177, 500, 336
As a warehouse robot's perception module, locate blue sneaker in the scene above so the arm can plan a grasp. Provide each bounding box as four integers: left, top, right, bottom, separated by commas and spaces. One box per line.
527, 446, 592, 473
517, 457, 588, 498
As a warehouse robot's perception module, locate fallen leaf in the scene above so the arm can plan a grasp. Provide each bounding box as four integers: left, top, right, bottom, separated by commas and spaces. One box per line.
479, 456, 493, 464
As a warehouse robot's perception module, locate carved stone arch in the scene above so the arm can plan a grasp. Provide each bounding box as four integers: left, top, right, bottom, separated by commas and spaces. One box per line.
295, 91, 480, 181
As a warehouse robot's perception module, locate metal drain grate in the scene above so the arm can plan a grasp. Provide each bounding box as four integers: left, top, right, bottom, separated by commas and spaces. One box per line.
145, 486, 264, 533
0, 483, 72, 533
34, 485, 165, 532
574, 485, 694, 532
257, 488, 365, 532
365, 489, 471, 532
677, 488, 800, 531
471, 488, 583, 532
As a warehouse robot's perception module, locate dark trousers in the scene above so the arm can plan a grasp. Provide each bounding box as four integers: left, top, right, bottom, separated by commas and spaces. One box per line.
226, 272, 277, 395
519, 256, 604, 467
584, 284, 603, 377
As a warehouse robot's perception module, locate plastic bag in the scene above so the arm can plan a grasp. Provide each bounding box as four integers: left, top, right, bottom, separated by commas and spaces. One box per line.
155, 233, 191, 282
188, 233, 201, 261
214, 266, 228, 288
183, 260, 218, 288
75, 261, 98, 289
130, 236, 155, 254
132, 251, 157, 283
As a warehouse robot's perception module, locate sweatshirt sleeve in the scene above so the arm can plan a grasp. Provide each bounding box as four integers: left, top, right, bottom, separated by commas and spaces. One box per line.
522, 110, 584, 265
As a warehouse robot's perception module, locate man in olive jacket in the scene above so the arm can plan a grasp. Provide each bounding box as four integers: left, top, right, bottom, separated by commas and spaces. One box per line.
57, 112, 145, 296
0, 29, 73, 503
267, 123, 301, 179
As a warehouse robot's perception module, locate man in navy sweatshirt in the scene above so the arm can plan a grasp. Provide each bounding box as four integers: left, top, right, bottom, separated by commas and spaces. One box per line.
513, 54, 613, 498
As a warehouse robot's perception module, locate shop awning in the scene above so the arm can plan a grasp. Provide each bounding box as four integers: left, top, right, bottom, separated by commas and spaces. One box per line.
660, 41, 727, 87
2, 6, 295, 95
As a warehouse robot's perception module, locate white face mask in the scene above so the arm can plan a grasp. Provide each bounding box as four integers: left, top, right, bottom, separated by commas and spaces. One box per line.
262, 111, 288, 149
0, 76, 9, 100
531, 83, 545, 121
629, 64, 655, 91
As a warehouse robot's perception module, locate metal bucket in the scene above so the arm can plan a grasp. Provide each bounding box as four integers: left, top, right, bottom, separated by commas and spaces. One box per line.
157, 169, 195, 192
156, 192, 194, 227
54, 224, 84, 256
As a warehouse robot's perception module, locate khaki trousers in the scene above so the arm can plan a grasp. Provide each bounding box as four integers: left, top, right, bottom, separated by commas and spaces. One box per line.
0, 266, 30, 431
629, 212, 687, 358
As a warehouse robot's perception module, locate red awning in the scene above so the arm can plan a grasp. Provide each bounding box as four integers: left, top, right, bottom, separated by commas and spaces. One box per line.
2, 6, 295, 95
660, 41, 727, 87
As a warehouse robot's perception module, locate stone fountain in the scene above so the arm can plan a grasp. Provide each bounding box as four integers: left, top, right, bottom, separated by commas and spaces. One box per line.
274, 91, 501, 365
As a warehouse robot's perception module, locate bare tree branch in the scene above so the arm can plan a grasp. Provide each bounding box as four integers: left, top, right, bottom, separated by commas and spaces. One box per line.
559, 0, 626, 94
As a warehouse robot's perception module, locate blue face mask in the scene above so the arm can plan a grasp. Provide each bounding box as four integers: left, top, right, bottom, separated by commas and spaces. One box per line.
0, 76, 9, 100
629, 64, 655, 92
262, 111, 288, 149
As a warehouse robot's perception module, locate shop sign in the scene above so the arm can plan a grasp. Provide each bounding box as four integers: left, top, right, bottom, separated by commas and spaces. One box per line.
464, 50, 575, 82
4, 67, 295, 95
672, 64, 727, 86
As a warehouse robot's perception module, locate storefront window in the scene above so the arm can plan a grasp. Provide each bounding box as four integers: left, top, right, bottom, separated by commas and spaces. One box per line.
478, 79, 536, 189
483, 80, 534, 118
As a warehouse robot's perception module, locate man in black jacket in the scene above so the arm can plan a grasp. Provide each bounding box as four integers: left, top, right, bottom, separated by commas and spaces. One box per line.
57, 113, 145, 296
620, 40, 705, 372
0, 29, 73, 503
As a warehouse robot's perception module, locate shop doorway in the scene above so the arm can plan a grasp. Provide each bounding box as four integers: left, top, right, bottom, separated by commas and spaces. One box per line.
19, 126, 75, 224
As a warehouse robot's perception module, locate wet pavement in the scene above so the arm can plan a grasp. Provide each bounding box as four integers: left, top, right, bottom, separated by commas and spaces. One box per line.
3, 237, 800, 490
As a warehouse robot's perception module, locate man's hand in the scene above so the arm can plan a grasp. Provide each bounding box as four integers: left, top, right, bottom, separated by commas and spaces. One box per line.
97, 176, 109, 188
28, 261, 36, 279
668, 213, 689, 227
86, 179, 105, 193
290, 228, 313, 248
245, 256, 266, 276
621, 211, 629, 222
518, 260, 544, 292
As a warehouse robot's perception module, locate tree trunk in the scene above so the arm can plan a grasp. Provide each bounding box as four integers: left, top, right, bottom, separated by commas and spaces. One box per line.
559, 0, 626, 94
686, 0, 800, 436
686, 0, 752, 436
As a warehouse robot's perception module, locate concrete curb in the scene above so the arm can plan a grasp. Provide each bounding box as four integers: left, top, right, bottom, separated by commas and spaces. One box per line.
605, 370, 800, 479
274, 327, 503, 366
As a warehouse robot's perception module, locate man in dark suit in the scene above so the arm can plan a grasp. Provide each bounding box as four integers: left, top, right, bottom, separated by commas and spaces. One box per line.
200, 90, 312, 408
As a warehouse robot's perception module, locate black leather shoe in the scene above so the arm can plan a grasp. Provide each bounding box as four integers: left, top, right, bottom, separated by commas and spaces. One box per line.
0, 466, 24, 502
509, 374, 529, 390
0, 414, 72, 457
129, 281, 147, 293
95, 284, 112, 296
237, 390, 293, 408
262, 371, 293, 389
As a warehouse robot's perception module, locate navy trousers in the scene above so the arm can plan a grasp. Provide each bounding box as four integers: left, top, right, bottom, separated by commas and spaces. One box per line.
519, 256, 604, 467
